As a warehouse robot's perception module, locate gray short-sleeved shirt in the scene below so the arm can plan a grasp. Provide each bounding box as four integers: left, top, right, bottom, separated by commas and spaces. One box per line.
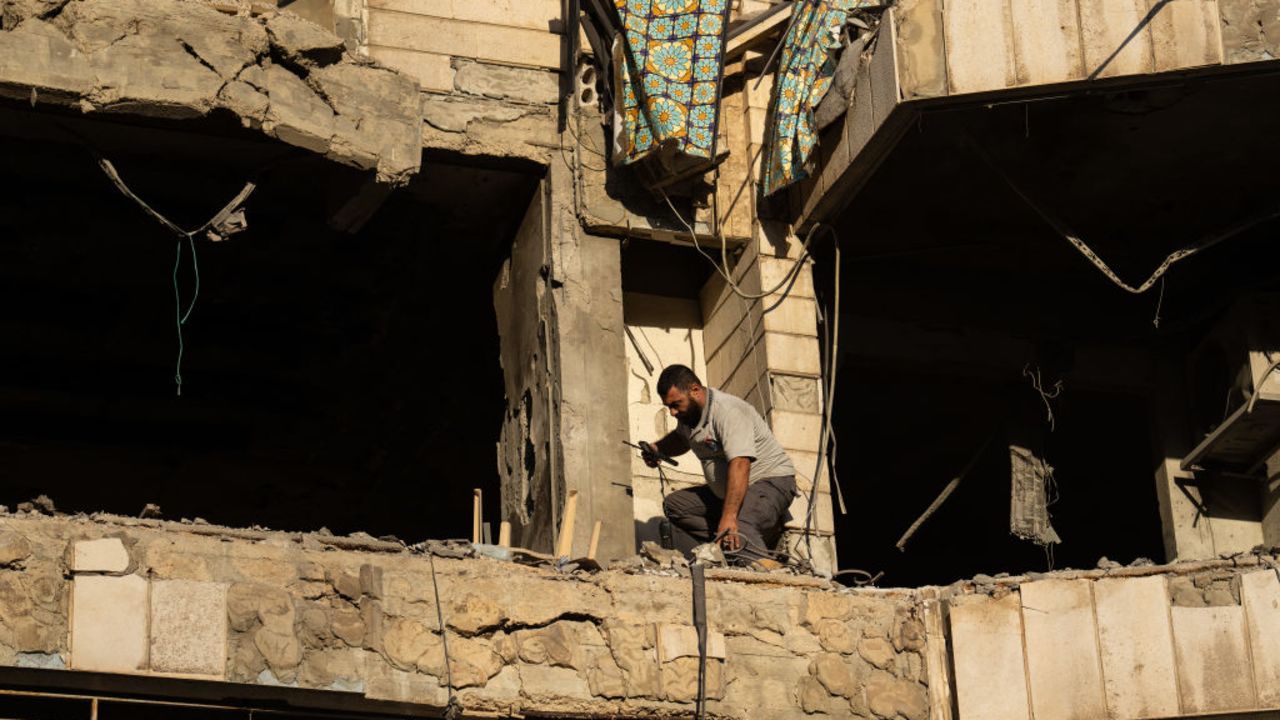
675, 388, 797, 498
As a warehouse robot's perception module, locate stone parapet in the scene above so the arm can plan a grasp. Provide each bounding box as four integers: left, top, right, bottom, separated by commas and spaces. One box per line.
0, 512, 924, 719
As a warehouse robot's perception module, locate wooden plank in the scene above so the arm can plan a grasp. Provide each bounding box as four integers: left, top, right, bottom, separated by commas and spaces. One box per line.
943, 0, 1015, 94
365, 0, 562, 34
1094, 576, 1181, 719
1079, 0, 1155, 79
1171, 605, 1258, 713
1147, 0, 1224, 71
367, 10, 562, 70
1020, 579, 1107, 720
1181, 396, 1280, 472
950, 592, 1032, 720
725, 3, 792, 60
1010, 0, 1085, 86
920, 591, 955, 720
893, 0, 947, 98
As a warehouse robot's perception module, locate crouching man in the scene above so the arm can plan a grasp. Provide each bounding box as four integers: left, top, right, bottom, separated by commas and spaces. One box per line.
643, 364, 798, 563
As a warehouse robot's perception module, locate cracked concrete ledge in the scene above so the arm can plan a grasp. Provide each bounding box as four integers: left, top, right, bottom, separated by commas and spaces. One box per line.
0, 0, 422, 184
0, 512, 927, 720
2, 511, 1275, 718
420, 92, 560, 166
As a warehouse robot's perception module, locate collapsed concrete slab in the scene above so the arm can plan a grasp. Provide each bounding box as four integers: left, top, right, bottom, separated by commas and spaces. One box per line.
0, 0, 421, 183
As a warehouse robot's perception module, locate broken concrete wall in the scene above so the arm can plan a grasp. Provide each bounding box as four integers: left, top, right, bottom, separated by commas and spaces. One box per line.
494, 184, 558, 554
0, 512, 927, 720
0, 0, 422, 183
358, 0, 563, 164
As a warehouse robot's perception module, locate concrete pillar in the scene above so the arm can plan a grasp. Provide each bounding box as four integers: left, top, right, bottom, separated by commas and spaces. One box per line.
547, 164, 636, 561
495, 167, 635, 560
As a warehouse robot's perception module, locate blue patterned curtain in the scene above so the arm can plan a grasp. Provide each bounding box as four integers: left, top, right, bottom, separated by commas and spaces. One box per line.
613, 0, 732, 165
761, 0, 870, 196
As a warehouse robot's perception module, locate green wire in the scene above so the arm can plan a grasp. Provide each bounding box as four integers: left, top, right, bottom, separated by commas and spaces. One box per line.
172, 233, 201, 397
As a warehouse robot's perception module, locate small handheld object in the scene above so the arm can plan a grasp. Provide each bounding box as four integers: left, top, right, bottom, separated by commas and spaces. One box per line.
622, 440, 678, 467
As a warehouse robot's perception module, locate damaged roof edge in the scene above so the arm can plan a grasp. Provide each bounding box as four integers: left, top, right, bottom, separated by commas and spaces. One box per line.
0, 0, 424, 184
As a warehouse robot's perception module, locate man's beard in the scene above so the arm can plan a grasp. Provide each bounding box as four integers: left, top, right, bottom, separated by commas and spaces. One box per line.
677, 405, 702, 426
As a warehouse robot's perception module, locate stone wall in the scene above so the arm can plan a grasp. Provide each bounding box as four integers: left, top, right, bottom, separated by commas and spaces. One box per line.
0, 512, 927, 719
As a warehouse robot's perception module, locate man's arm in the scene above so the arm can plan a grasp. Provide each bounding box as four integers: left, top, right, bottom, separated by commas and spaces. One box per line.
653, 431, 690, 458
717, 457, 751, 550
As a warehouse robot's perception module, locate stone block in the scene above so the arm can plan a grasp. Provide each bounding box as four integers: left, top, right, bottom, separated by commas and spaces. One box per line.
72, 538, 130, 573
949, 592, 1031, 720
1220, 0, 1280, 64
365, 10, 561, 70
1241, 569, 1280, 707
518, 664, 593, 702
70, 575, 148, 673
150, 580, 229, 677
656, 624, 726, 662
866, 670, 929, 720
263, 64, 335, 154
1019, 579, 1106, 720
1078, 0, 1156, 79
1094, 576, 1180, 718
265, 11, 345, 65
365, 0, 560, 33
786, 489, 834, 534
453, 59, 558, 104
770, 410, 823, 453
763, 332, 822, 375
809, 652, 855, 697
0, 533, 32, 566
368, 47, 455, 93
1171, 605, 1257, 713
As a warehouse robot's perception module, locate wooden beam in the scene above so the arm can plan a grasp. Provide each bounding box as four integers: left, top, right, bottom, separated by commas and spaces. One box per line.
725, 3, 793, 60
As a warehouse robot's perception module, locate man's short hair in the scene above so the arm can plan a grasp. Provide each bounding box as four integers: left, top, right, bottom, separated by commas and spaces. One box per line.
657, 365, 702, 398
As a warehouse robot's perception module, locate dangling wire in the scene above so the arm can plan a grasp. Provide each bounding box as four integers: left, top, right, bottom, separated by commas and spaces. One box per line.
95, 156, 254, 396
1022, 364, 1063, 431
172, 233, 202, 396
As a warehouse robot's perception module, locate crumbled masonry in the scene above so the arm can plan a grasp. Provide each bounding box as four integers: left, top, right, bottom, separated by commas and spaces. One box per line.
5, 509, 1280, 718
0, 0, 421, 183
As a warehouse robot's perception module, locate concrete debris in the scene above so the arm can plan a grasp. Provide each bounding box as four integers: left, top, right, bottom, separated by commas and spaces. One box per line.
16, 495, 56, 515
639, 541, 686, 569
691, 542, 726, 566
0, 0, 422, 183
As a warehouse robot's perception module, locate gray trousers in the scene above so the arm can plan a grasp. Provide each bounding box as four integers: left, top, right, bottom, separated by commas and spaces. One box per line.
662, 476, 796, 561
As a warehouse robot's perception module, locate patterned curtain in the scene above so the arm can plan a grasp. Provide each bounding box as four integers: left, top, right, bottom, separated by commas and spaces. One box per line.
760, 0, 870, 197
613, 0, 732, 165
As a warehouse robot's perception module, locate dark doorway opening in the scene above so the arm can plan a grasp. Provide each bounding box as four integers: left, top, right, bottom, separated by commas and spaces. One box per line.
0, 110, 538, 542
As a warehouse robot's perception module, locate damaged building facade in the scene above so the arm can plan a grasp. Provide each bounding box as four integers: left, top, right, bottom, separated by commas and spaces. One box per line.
3, 0, 1280, 718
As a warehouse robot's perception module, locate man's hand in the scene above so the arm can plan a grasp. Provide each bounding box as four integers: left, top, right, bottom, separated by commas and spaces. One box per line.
640, 441, 661, 468
718, 457, 752, 553
717, 516, 742, 551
